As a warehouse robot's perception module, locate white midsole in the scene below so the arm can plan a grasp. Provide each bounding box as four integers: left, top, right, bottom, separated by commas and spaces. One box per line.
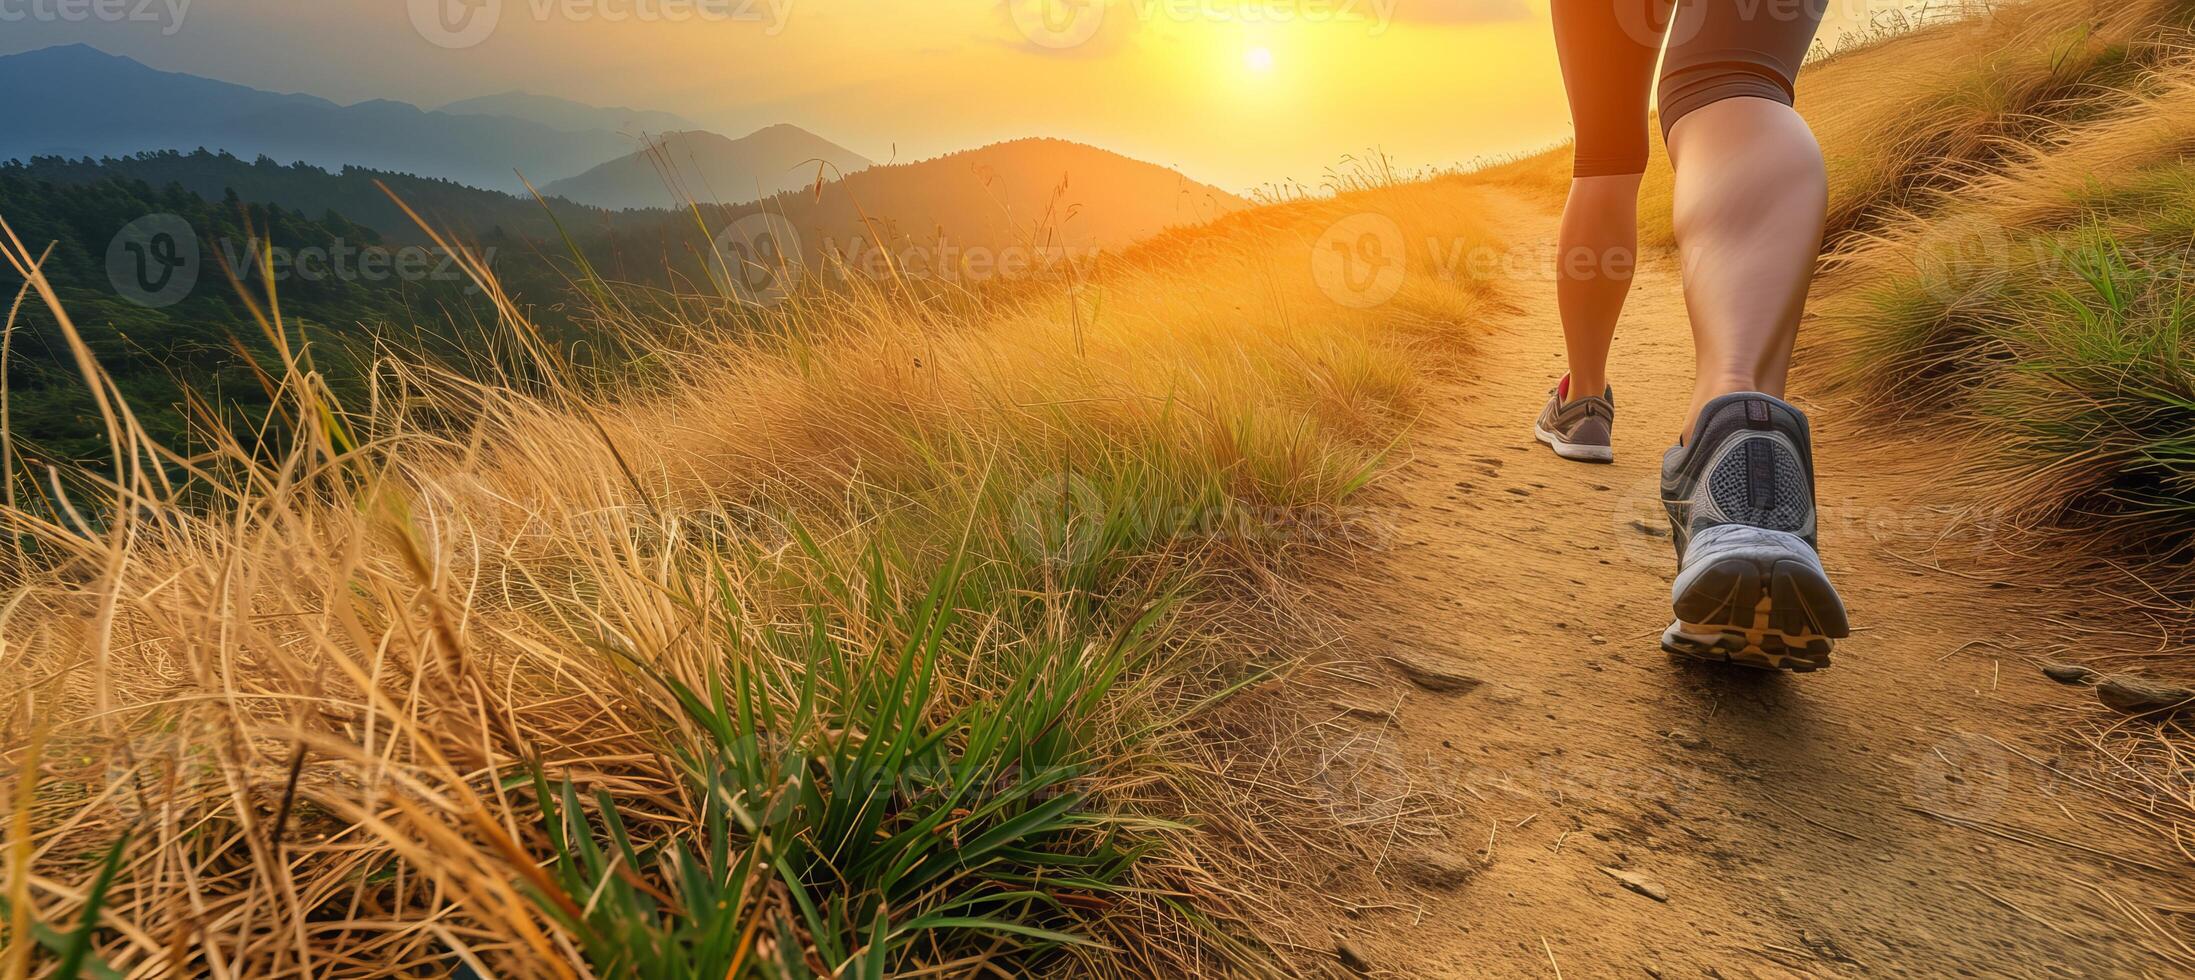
1532, 422, 1613, 462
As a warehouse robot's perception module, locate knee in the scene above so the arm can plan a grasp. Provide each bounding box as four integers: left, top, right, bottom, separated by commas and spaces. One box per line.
1571, 127, 1652, 178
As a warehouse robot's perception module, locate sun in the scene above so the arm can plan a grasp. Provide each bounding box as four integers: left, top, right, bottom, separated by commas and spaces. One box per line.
1243, 46, 1275, 74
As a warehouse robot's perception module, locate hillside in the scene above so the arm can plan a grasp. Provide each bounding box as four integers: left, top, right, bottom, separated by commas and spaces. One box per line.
0, 136, 1259, 470
0, 168, 509, 463
542, 125, 872, 210
0, 138, 1502, 979
4, 149, 593, 244
8, 2, 2195, 977
718, 137, 1251, 272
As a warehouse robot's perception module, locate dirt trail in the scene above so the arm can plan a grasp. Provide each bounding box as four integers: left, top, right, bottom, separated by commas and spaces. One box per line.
1297, 189, 2184, 977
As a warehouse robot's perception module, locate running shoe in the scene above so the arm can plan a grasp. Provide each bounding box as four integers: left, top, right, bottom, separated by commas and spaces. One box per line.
1659, 392, 1849, 671
1533, 376, 1615, 464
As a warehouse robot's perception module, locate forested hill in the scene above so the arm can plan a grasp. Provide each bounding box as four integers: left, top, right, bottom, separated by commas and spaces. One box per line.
4, 150, 592, 244
0, 171, 502, 464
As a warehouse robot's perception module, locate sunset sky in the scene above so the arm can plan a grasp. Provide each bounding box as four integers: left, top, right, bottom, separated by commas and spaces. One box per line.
5, 0, 1912, 191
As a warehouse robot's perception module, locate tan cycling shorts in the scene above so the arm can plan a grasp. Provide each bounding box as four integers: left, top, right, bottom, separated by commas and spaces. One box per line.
1554, 0, 1827, 177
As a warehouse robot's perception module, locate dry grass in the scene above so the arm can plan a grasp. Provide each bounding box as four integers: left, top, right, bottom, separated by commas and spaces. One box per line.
1813, 63, 2195, 573
1798, 4, 2195, 921
1793, 0, 2192, 242
0, 169, 1502, 976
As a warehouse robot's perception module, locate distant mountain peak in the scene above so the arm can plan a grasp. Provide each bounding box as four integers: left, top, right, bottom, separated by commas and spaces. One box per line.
543, 124, 872, 210
18, 42, 125, 61
0, 49, 634, 191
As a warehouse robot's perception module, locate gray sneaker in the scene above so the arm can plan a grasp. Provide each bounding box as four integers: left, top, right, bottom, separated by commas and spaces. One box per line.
1659, 392, 1850, 671
1533, 378, 1615, 464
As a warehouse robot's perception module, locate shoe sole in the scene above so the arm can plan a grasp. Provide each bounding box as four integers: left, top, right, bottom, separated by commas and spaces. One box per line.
1662, 528, 1850, 672
1533, 422, 1613, 464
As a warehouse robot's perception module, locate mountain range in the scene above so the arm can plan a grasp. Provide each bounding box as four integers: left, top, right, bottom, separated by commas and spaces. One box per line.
2, 42, 1250, 269
1, 45, 633, 195
543, 126, 873, 211
0, 44, 857, 206
0, 44, 1253, 466
436, 92, 697, 136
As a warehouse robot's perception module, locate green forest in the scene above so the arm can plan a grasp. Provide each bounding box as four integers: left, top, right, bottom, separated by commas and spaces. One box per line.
0, 170, 514, 463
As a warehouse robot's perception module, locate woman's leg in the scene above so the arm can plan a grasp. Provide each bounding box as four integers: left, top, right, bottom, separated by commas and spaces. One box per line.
1657, 0, 1828, 438
1548, 0, 1670, 410
1665, 98, 1827, 435
1650, 0, 1846, 672
1557, 172, 1644, 401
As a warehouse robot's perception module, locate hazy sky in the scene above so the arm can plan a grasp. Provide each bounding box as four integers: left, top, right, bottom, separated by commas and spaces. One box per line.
3, 0, 1919, 191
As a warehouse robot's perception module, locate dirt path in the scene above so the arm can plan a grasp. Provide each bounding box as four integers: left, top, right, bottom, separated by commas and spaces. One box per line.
1295, 189, 2185, 978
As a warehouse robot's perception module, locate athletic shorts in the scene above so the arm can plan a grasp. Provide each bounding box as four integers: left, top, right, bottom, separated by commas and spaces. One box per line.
1554, 0, 1827, 177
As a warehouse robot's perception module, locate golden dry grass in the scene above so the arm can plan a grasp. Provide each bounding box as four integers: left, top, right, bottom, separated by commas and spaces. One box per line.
0, 172, 1503, 976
